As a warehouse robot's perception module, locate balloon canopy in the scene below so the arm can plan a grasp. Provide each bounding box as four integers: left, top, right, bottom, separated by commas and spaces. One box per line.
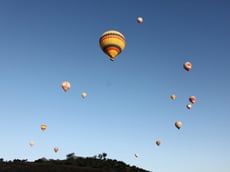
99, 30, 126, 61
170, 94, 176, 100
156, 140, 161, 146
41, 124, 47, 131
137, 17, 143, 23
184, 62, 192, 71
189, 96, 196, 104
61, 81, 71, 92
175, 121, 182, 129
81, 92, 87, 99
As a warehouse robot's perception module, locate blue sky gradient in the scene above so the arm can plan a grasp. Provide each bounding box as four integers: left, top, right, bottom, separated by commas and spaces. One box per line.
0, 1, 230, 171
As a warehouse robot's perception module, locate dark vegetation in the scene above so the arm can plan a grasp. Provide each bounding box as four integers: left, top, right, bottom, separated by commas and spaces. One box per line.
0, 153, 150, 172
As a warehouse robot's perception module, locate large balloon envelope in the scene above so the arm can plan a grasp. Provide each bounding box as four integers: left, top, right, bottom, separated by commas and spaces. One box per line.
99, 30, 126, 61
175, 121, 182, 129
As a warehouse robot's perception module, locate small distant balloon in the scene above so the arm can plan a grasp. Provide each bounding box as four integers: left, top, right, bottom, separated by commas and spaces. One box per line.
61, 81, 71, 92
41, 124, 47, 131
156, 140, 161, 146
134, 153, 139, 158
171, 94, 176, 100
29, 141, 35, 147
81, 92, 87, 99
175, 121, 182, 129
189, 96, 196, 104
184, 62, 192, 71
54, 147, 59, 153
186, 104, 192, 109
137, 17, 143, 23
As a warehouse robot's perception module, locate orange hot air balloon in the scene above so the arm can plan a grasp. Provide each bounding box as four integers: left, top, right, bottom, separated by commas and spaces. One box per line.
99, 30, 126, 61
41, 124, 47, 131
81, 92, 87, 99
186, 104, 192, 109
54, 147, 59, 153
61, 81, 71, 92
156, 140, 161, 146
189, 96, 196, 104
184, 62, 192, 71
137, 17, 143, 23
170, 94, 176, 100
29, 141, 35, 147
175, 121, 182, 129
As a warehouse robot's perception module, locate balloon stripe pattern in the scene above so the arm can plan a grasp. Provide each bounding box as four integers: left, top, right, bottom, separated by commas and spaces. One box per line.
99, 30, 126, 61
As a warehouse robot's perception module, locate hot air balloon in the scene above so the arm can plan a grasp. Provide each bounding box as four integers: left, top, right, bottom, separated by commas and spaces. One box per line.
186, 104, 192, 109
81, 92, 87, 99
134, 153, 139, 158
156, 140, 161, 146
175, 121, 182, 129
184, 62, 192, 71
41, 124, 47, 131
171, 94, 176, 100
29, 141, 35, 147
137, 17, 143, 23
54, 147, 59, 153
99, 30, 126, 61
61, 81, 71, 92
189, 96, 196, 104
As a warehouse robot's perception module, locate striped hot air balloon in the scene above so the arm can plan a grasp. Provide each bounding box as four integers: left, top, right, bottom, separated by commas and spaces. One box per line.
99, 30, 126, 61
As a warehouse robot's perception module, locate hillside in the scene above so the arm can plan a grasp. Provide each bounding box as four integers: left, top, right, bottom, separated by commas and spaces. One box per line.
0, 156, 151, 172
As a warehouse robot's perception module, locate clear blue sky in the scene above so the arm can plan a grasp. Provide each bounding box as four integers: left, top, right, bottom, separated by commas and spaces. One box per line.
0, 0, 230, 171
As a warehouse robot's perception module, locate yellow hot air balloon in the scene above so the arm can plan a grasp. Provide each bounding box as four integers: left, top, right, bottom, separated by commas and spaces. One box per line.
81, 92, 87, 99
41, 124, 47, 131
175, 121, 182, 129
54, 147, 59, 153
156, 140, 161, 146
99, 30, 126, 61
170, 94, 176, 100
29, 141, 35, 147
61, 81, 71, 92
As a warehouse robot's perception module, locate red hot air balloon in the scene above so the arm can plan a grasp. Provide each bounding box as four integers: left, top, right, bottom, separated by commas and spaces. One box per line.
184, 62, 192, 71
189, 96, 196, 104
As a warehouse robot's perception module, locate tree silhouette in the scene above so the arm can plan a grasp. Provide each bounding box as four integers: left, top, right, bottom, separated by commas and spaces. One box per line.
66, 152, 75, 159
102, 152, 107, 160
